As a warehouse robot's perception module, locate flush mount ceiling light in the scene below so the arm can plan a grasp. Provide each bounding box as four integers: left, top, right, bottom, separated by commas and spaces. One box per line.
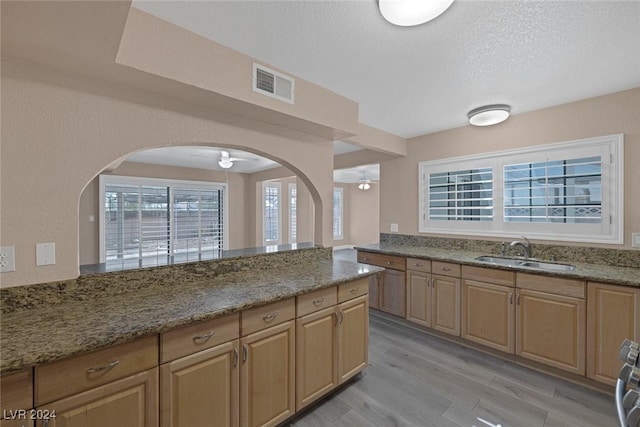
467, 104, 511, 127
379, 0, 455, 26
358, 180, 371, 190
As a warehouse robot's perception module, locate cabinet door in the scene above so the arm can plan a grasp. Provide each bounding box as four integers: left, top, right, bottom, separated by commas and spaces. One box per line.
379, 270, 405, 317
516, 289, 586, 375
338, 295, 369, 384
296, 307, 338, 410
462, 280, 514, 354
406, 270, 431, 327
587, 282, 640, 385
368, 275, 380, 309
161, 340, 239, 427
431, 275, 461, 336
240, 321, 295, 427
36, 369, 158, 427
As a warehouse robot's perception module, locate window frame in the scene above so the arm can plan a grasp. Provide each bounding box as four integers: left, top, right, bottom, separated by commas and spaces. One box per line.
418, 134, 624, 244
288, 183, 297, 243
99, 175, 228, 263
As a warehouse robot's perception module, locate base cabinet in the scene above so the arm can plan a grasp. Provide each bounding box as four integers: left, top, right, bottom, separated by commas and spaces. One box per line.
296, 307, 338, 410
379, 270, 406, 317
36, 369, 158, 427
338, 295, 369, 383
587, 282, 640, 385
462, 280, 515, 354
161, 341, 239, 427
516, 289, 586, 375
431, 275, 461, 336
241, 321, 295, 427
406, 270, 431, 328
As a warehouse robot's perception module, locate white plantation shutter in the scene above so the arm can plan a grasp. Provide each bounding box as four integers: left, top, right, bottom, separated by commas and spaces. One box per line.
101, 176, 226, 263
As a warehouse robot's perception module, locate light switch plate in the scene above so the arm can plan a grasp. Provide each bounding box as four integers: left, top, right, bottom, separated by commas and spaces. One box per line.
390, 223, 399, 232
0, 246, 16, 272
36, 243, 56, 266
633, 233, 640, 248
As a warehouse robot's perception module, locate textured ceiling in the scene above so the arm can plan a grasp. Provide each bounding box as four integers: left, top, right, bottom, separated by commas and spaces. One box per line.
133, 0, 640, 138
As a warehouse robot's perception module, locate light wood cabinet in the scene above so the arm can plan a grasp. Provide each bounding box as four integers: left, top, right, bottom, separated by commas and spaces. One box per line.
240, 321, 295, 427
587, 282, 640, 385
296, 307, 338, 410
431, 274, 461, 336
461, 266, 516, 354
406, 270, 431, 328
1, 370, 33, 427
462, 280, 515, 353
357, 251, 405, 317
338, 295, 369, 384
36, 368, 158, 427
516, 288, 586, 375
379, 269, 406, 317
161, 340, 239, 427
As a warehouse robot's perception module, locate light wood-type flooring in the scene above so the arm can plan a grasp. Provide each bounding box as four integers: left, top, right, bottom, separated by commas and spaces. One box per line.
288, 311, 618, 427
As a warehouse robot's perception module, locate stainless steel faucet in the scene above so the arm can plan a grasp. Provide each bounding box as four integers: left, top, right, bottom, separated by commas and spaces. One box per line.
509, 236, 532, 259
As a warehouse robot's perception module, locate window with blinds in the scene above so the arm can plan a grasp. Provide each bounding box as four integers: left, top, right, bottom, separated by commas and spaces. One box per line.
504, 157, 602, 224
333, 187, 343, 240
428, 168, 493, 221
289, 183, 297, 242
418, 134, 623, 244
101, 176, 226, 264
263, 182, 280, 244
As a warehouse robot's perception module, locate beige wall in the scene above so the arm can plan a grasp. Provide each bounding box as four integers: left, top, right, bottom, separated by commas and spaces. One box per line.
1, 57, 335, 287
380, 88, 640, 249
346, 183, 380, 246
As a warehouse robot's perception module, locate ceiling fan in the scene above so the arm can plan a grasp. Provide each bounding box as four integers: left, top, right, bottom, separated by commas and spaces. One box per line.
217, 150, 259, 169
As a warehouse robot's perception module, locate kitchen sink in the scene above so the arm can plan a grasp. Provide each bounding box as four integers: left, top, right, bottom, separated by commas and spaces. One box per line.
474, 255, 576, 272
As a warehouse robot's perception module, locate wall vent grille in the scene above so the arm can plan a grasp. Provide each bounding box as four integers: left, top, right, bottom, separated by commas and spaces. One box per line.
253, 63, 295, 104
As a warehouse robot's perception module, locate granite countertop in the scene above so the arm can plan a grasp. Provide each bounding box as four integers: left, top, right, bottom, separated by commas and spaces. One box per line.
0, 258, 382, 374
356, 243, 640, 287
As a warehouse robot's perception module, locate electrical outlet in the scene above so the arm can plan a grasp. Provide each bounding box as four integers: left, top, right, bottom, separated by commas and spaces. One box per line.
36, 243, 56, 266
390, 223, 399, 232
633, 233, 640, 248
0, 246, 16, 272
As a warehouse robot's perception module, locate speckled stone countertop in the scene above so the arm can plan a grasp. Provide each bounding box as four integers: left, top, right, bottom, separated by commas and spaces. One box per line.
0, 258, 382, 374
356, 243, 640, 287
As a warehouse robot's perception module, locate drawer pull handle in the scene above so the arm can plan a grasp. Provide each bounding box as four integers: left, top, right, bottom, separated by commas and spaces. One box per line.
312, 297, 325, 306
233, 347, 239, 368
263, 312, 279, 323
338, 311, 344, 325
517, 294, 521, 305
87, 359, 120, 374
350, 288, 359, 294
414, 263, 423, 267
363, 257, 369, 261
193, 331, 215, 343
386, 261, 393, 265
242, 344, 248, 363
509, 292, 513, 305
440, 267, 451, 271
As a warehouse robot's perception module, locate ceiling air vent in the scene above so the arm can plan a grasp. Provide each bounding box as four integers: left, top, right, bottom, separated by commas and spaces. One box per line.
253, 63, 295, 104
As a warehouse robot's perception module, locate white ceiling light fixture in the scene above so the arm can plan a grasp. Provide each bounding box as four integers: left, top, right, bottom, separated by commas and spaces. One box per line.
358, 171, 372, 190
467, 104, 511, 127
379, 0, 455, 26
218, 150, 234, 169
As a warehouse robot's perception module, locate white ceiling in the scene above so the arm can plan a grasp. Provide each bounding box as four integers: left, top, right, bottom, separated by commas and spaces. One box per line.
133, 0, 640, 138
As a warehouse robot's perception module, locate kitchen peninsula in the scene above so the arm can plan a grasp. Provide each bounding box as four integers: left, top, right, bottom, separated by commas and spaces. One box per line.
0, 246, 381, 427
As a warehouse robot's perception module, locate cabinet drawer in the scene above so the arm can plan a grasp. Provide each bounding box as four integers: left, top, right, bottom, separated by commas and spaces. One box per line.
297, 286, 337, 317
160, 313, 239, 363
357, 251, 406, 271
517, 273, 585, 298
338, 278, 369, 303
35, 335, 158, 405
406, 258, 431, 273
432, 261, 461, 278
461, 265, 515, 287
241, 298, 295, 336
1, 369, 33, 412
